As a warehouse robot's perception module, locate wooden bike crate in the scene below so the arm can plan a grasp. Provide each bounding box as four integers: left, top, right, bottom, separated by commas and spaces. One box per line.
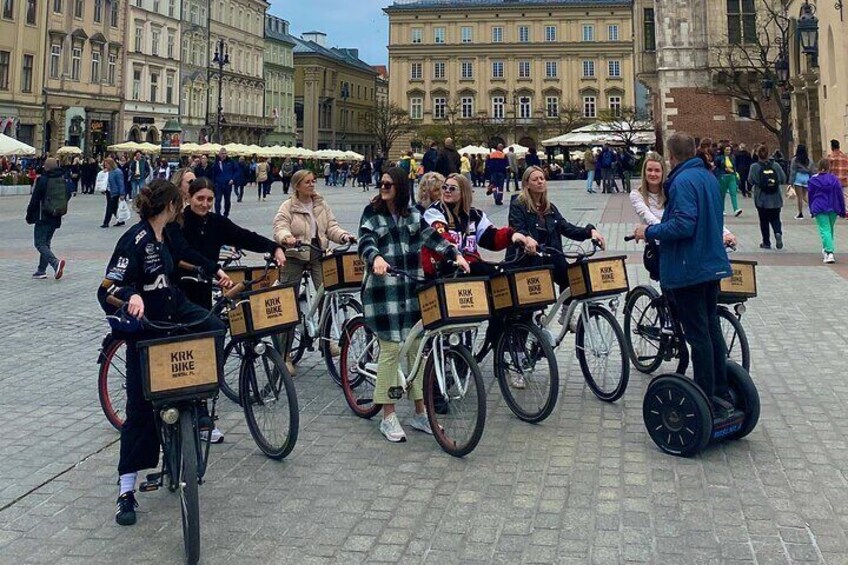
567, 256, 629, 299
228, 284, 300, 339
138, 330, 225, 404
418, 277, 491, 330
489, 266, 557, 312
223, 265, 280, 290
719, 260, 757, 301
322, 252, 365, 291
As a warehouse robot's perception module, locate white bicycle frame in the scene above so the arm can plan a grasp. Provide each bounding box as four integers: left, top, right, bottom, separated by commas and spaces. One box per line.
298, 272, 359, 348
538, 288, 622, 352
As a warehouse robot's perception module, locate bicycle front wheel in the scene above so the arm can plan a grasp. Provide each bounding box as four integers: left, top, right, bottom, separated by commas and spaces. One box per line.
424, 345, 486, 458
494, 322, 559, 423
320, 296, 362, 386
575, 305, 629, 402
339, 317, 381, 419
220, 339, 245, 405
623, 286, 666, 374
179, 414, 200, 565
240, 346, 299, 460
98, 337, 127, 431
718, 307, 750, 371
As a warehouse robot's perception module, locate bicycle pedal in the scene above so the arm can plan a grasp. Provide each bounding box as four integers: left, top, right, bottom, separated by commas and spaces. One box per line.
387, 386, 404, 400
139, 481, 160, 492
145, 472, 163, 482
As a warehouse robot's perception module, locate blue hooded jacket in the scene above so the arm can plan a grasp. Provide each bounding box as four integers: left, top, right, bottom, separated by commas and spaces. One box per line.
645, 157, 731, 289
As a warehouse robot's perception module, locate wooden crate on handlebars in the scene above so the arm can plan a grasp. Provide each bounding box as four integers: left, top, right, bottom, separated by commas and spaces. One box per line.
322, 252, 365, 291
227, 284, 300, 339
137, 330, 226, 405
489, 266, 557, 312
418, 277, 491, 330
566, 256, 630, 299
223, 265, 280, 290
719, 259, 757, 303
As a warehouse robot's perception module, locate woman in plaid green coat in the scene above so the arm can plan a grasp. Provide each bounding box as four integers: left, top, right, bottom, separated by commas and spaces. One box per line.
358, 167, 470, 442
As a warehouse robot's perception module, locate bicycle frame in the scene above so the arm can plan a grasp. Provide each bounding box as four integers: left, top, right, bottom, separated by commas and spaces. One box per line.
299, 271, 358, 345
538, 288, 621, 350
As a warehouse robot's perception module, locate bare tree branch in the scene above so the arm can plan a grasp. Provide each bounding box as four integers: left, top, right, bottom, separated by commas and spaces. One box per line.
360, 102, 415, 157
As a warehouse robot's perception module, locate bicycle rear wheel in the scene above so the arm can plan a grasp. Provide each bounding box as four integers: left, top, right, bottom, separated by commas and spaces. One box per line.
220, 339, 245, 405
424, 345, 486, 458
240, 345, 299, 460
718, 308, 750, 371
179, 414, 200, 565
320, 296, 362, 386
494, 322, 559, 423
98, 337, 127, 431
623, 286, 667, 374
339, 317, 381, 419
576, 305, 629, 402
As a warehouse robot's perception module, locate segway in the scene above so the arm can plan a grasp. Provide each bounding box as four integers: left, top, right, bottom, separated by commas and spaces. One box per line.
643, 360, 760, 457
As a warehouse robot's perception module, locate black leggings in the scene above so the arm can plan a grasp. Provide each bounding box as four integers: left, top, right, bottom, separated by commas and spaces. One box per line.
756, 207, 782, 246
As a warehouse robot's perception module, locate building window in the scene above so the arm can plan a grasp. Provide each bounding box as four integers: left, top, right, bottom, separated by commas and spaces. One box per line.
151, 29, 160, 56
518, 25, 529, 43
545, 61, 558, 78
644, 8, 656, 52
461, 26, 472, 44
609, 96, 622, 117
73, 0, 82, 18
135, 24, 143, 52
166, 73, 174, 104
26, 0, 36, 24
2, 1, 12, 19
410, 97, 422, 119
737, 101, 753, 118
460, 61, 473, 79
433, 61, 445, 79
53, 0, 61, 13
0, 51, 9, 90
410, 62, 422, 80
168, 0, 175, 17
49, 44, 61, 78
545, 25, 556, 42
727, 0, 757, 45
434, 27, 445, 44
132, 69, 140, 99
582, 60, 595, 78
153, 0, 160, 11
461, 96, 473, 118
94, 0, 103, 22
491, 60, 503, 78
492, 96, 505, 120
518, 96, 531, 119
583, 96, 596, 118
108, 52, 116, 84
491, 26, 503, 43
411, 27, 422, 44
608, 24, 619, 41
91, 49, 101, 83
582, 24, 594, 42
150, 72, 159, 101
167, 32, 175, 58
111, 0, 119, 26
21, 54, 33, 92
433, 97, 446, 119
608, 60, 621, 77
546, 96, 559, 118
518, 60, 530, 78
71, 46, 81, 80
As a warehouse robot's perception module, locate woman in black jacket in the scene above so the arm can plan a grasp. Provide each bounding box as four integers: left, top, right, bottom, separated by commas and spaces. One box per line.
506, 166, 606, 291
179, 177, 286, 309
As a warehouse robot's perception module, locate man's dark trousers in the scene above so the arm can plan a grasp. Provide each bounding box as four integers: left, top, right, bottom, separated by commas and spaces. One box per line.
215, 185, 232, 217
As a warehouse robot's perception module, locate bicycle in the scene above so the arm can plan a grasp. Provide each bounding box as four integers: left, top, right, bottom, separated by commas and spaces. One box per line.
623, 241, 754, 374
338, 265, 488, 457
279, 240, 363, 386
532, 241, 631, 402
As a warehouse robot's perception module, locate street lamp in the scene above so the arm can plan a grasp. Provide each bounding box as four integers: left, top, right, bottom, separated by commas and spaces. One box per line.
774, 52, 790, 85
761, 76, 775, 101
797, 1, 819, 55
339, 82, 349, 151
212, 38, 229, 144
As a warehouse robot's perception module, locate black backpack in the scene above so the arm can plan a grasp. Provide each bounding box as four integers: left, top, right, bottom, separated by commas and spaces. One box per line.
758, 164, 779, 194
43, 174, 69, 217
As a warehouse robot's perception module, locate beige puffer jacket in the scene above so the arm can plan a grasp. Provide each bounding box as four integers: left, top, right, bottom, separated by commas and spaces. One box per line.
272, 193, 350, 261
256, 161, 269, 183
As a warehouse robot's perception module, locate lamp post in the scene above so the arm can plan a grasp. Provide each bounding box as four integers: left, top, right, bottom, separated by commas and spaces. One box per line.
759, 0, 819, 106
339, 82, 349, 151
212, 38, 229, 144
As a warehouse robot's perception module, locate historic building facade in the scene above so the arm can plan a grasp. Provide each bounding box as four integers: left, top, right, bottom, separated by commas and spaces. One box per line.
264, 15, 296, 146
43, 0, 125, 155
0, 0, 48, 148
122, 0, 181, 144
207, 0, 271, 143
293, 32, 379, 155
384, 0, 635, 149
180, 0, 211, 144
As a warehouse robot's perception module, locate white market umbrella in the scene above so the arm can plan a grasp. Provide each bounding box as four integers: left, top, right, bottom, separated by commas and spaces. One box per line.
56, 146, 83, 156
507, 144, 530, 157
0, 133, 36, 156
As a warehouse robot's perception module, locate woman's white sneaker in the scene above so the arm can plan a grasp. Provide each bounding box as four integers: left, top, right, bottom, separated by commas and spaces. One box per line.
408, 413, 433, 435
379, 413, 407, 442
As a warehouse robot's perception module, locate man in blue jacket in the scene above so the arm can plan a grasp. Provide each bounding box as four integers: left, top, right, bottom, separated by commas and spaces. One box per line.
633, 132, 735, 416
213, 147, 239, 217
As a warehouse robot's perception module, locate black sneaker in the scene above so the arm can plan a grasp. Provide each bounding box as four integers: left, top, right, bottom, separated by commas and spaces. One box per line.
711, 396, 736, 420
115, 491, 138, 526
775, 233, 783, 249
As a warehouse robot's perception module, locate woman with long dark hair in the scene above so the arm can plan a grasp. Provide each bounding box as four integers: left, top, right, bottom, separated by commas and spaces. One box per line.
790, 144, 815, 219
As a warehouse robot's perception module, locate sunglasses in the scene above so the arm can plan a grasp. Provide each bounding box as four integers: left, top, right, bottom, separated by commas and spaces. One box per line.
380, 181, 394, 188
441, 184, 459, 193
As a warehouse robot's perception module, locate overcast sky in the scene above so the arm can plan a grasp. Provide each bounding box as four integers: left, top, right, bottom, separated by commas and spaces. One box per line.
270, 1, 391, 66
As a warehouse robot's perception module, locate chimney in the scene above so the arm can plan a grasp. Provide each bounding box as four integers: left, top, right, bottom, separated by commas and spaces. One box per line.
302, 31, 327, 46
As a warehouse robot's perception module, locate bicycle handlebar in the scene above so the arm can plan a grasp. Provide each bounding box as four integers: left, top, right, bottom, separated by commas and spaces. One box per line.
625, 235, 737, 252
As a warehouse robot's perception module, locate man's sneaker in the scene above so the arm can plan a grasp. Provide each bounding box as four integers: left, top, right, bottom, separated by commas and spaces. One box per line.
32, 272, 47, 280
734, 209, 743, 217
379, 413, 407, 443
775, 233, 783, 249
408, 412, 433, 435
200, 428, 224, 444
795, 213, 804, 220
759, 243, 771, 249
510, 374, 526, 389
54, 258, 66, 280
825, 253, 836, 264
115, 491, 138, 526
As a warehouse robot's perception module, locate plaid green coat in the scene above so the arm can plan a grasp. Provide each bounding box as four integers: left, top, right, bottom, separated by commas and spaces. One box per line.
358, 204, 456, 342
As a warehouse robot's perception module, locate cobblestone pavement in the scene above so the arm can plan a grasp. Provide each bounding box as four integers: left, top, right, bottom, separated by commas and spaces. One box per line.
1, 179, 847, 564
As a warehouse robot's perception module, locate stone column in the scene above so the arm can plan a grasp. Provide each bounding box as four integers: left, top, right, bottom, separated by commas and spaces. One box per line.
805, 72, 823, 162
303, 67, 320, 150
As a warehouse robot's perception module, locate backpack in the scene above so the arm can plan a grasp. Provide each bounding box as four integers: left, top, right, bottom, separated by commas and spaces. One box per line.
758, 164, 779, 194
43, 174, 69, 216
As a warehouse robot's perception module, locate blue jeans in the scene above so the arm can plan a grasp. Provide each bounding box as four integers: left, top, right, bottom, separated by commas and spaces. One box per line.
491, 172, 505, 204
34, 221, 60, 273
130, 178, 145, 198
586, 169, 595, 191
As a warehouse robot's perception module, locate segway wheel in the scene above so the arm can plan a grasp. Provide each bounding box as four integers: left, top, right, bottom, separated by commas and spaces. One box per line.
643, 375, 712, 457
724, 361, 760, 440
